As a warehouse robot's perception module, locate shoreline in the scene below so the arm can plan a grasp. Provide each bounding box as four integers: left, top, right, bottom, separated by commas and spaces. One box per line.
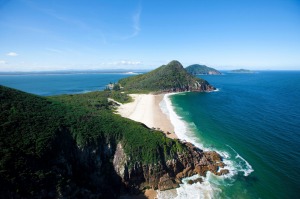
117, 93, 178, 139
116, 92, 232, 199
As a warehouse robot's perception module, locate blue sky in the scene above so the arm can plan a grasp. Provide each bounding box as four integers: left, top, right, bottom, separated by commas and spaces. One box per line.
0, 0, 299, 71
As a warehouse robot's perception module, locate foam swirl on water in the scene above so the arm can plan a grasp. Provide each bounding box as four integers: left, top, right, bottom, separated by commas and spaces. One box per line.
226, 145, 254, 176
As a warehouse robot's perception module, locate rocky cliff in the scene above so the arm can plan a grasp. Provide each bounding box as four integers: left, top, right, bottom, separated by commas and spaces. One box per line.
1, 128, 228, 198
113, 142, 229, 192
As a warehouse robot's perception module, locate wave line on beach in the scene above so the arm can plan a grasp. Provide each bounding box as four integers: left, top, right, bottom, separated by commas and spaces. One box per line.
159, 93, 231, 199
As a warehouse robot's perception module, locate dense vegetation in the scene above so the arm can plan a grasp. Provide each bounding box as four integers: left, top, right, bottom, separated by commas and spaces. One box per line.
185, 64, 221, 75
48, 91, 185, 160
119, 60, 211, 93
0, 86, 185, 198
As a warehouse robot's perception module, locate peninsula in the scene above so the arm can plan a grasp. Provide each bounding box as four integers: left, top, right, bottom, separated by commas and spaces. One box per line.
0, 61, 228, 199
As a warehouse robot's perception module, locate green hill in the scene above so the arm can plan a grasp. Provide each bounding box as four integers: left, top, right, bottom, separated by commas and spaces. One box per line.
119, 60, 215, 93
185, 64, 221, 75
0, 86, 227, 198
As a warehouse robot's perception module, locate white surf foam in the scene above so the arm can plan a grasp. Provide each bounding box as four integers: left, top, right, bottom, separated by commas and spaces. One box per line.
157, 173, 222, 199
226, 145, 254, 176
158, 94, 224, 198
162, 93, 204, 148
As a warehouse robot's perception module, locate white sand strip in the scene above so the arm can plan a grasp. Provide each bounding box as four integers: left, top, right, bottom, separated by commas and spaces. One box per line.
117, 94, 177, 139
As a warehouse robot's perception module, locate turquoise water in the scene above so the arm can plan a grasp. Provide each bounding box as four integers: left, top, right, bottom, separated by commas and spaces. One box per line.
1, 71, 299, 198
170, 72, 300, 198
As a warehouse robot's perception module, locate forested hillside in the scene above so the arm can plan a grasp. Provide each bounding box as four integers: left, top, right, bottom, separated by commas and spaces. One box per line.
185, 64, 221, 75
0, 86, 186, 198
119, 60, 215, 93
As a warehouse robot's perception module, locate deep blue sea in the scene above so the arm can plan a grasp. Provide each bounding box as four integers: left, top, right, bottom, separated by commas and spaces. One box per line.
1, 71, 299, 198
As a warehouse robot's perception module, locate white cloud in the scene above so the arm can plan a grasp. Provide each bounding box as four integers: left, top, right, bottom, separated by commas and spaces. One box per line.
0, 60, 7, 64
132, 6, 141, 37
6, 52, 18, 56
121, 5, 142, 40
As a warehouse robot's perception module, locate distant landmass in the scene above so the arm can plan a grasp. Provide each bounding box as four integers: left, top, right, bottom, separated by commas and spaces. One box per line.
185, 64, 221, 75
0, 70, 144, 76
230, 69, 254, 73
119, 60, 215, 93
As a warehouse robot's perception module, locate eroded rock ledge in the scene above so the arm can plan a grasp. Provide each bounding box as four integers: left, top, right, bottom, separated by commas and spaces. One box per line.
113, 141, 229, 193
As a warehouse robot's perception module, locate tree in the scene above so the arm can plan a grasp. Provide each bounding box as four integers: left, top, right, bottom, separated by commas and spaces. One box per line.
113, 84, 120, 91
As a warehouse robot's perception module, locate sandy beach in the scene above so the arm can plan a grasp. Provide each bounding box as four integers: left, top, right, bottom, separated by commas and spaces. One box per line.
117, 94, 177, 139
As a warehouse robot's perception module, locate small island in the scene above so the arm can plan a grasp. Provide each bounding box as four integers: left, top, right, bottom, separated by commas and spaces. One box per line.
185, 64, 222, 75
230, 69, 255, 73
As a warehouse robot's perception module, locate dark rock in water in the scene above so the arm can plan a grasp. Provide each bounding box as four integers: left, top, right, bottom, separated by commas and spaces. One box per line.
187, 179, 194, 185
187, 178, 203, 185
217, 169, 230, 175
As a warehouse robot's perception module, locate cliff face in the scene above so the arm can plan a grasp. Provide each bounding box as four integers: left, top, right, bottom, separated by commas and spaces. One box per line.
1, 127, 228, 198
119, 60, 216, 93
113, 142, 229, 192
1, 135, 227, 198
50, 138, 228, 197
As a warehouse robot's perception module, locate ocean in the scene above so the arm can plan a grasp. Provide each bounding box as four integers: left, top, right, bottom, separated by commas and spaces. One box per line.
159, 71, 300, 199
1, 71, 300, 198
0, 72, 135, 96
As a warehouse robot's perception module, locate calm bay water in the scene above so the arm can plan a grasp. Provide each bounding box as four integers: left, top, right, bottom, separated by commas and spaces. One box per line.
170, 72, 300, 198
0, 72, 134, 96
1, 71, 299, 198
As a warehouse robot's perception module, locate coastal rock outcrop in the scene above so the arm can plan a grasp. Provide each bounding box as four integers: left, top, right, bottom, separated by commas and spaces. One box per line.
113, 142, 229, 192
